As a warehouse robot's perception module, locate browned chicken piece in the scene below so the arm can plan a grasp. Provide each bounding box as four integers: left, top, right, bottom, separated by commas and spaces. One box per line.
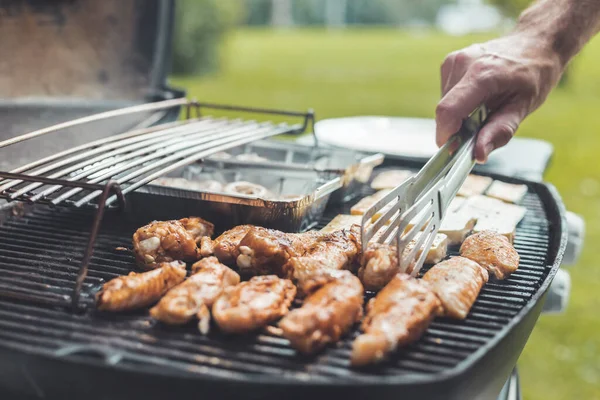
282, 226, 362, 288
179, 217, 214, 244
460, 230, 520, 280
279, 270, 364, 355
149, 257, 240, 331
235, 227, 322, 275
132, 218, 211, 269
351, 273, 442, 367
96, 261, 187, 312
422, 256, 489, 319
358, 243, 398, 292
358, 233, 448, 291
199, 225, 254, 264
212, 275, 296, 334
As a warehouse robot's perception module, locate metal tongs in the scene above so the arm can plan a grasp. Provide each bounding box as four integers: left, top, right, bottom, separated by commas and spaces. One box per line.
360, 105, 489, 276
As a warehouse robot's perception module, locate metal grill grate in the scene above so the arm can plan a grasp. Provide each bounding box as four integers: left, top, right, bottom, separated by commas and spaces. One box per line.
0, 175, 552, 380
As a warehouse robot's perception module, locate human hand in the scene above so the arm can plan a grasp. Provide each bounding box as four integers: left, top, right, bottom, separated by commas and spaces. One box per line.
436, 34, 564, 162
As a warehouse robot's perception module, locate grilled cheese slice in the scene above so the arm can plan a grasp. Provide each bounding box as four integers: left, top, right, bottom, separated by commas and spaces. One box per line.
457, 175, 494, 197
409, 232, 449, 264
460, 195, 526, 244
462, 195, 526, 225
350, 189, 392, 217
370, 169, 413, 190
321, 215, 362, 233
439, 212, 478, 245
485, 181, 528, 204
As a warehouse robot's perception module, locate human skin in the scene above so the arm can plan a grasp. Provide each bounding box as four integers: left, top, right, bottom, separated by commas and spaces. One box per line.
436, 0, 600, 162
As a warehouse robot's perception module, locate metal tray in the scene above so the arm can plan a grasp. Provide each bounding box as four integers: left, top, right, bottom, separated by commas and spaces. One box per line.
203, 139, 384, 203
129, 162, 342, 233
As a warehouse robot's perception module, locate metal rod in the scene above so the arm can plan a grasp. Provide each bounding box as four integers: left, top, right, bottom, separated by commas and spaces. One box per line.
71, 180, 125, 311
0, 118, 194, 188
10, 118, 228, 201
0, 98, 188, 149
195, 101, 312, 119
0, 172, 106, 192
54, 121, 267, 206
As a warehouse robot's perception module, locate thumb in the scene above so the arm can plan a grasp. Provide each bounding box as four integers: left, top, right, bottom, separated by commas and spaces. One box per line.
474, 104, 524, 163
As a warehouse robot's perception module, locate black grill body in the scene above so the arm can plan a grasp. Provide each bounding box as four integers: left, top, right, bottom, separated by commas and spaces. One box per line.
0, 167, 567, 400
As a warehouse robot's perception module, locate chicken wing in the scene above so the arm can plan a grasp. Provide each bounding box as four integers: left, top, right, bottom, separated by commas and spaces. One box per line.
199, 225, 254, 264
351, 273, 441, 367
235, 227, 323, 275
358, 233, 448, 291
149, 257, 240, 331
96, 261, 187, 312
212, 275, 296, 334
422, 256, 488, 319
358, 243, 398, 292
179, 217, 214, 244
282, 226, 362, 288
132, 218, 211, 269
460, 230, 520, 280
279, 270, 364, 355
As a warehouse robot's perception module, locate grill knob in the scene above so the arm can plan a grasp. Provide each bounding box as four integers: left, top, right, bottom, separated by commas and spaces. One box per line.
562, 211, 585, 266
541, 269, 571, 314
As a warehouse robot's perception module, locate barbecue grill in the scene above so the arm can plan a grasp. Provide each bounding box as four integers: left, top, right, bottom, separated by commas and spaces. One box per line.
0, 2, 583, 400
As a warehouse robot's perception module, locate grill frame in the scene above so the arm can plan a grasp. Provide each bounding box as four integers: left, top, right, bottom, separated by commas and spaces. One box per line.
0, 162, 567, 400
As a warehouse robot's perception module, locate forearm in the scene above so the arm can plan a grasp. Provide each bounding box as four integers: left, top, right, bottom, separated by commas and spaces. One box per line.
514, 0, 600, 68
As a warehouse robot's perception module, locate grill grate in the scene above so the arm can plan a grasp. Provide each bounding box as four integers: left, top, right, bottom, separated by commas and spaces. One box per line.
0, 173, 553, 380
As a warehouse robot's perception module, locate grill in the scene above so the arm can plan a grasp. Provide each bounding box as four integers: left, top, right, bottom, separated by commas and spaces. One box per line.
0, 159, 567, 400
0, 2, 569, 398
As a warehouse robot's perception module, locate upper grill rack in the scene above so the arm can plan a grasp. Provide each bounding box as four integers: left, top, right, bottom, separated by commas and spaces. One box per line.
0, 98, 314, 310
0, 98, 314, 209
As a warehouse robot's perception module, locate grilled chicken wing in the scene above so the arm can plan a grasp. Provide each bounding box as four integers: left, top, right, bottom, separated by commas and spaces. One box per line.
132, 218, 212, 269
358, 233, 448, 291
149, 257, 240, 331
351, 273, 442, 366
179, 217, 214, 244
235, 227, 322, 275
212, 275, 296, 334
460, 230, 520, 280
96, 261, 186, 312
279, 270, 364, 355
422, 256, 488, 319
358, 243, 398, 291
282, 226, 361, 288
200, 225, 254, 264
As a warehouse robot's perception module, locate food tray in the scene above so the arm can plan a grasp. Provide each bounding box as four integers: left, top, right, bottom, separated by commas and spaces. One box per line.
129, 161, 342, 233
203, 139, 384, 203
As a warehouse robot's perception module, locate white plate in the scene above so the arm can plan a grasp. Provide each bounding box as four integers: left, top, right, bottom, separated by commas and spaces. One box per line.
313, 116, 440, 159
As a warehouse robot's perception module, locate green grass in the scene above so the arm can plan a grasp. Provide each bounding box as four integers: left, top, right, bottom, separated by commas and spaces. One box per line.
171, 28, 600, 400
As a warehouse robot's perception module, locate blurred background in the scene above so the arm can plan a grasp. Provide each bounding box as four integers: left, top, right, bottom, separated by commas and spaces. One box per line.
169, 1, 599, 399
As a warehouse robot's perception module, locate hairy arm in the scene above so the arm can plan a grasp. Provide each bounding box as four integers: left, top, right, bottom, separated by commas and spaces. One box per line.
436, 0, 600, 162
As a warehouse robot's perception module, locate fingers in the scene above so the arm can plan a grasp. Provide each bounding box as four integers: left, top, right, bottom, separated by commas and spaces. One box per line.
436, 68, 492, 147
474, 103, 524, 163
440, 44, 485, 97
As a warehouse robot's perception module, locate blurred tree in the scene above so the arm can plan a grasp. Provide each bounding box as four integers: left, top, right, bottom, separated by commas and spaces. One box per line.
171, 0, 242, 76
244, 0, 272, 25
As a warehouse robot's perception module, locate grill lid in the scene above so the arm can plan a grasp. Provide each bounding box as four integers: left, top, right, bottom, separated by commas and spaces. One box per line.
0, 0, 176, 102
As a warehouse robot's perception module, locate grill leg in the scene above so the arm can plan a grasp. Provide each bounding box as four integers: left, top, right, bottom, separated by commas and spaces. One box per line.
497, 367, 522, 400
